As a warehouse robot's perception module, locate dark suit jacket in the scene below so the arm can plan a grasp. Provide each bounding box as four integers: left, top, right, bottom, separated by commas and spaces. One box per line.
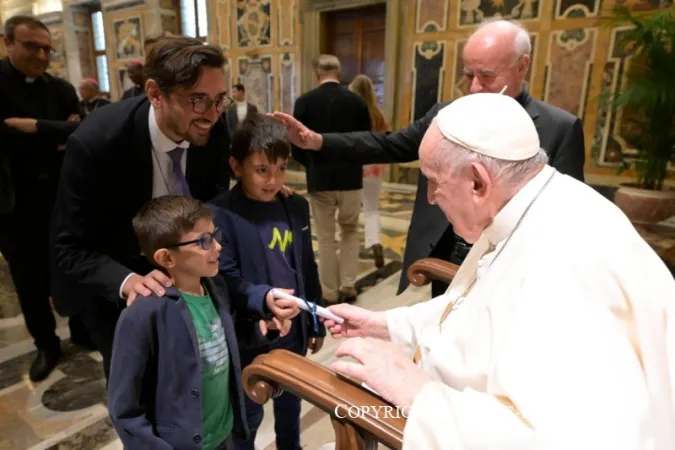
292, 82, 371, 192
51, 96, 231, 315
122, 85, 144, 100
208, 184, 325, 354
108, 276, 249, 449
315, 88, 586, 294
225, 102, 258, 137
0, 58, 82, 213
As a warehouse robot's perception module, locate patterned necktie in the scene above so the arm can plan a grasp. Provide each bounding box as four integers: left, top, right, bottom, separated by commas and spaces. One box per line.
168, 147, 192, 198
412, 241, 497, 364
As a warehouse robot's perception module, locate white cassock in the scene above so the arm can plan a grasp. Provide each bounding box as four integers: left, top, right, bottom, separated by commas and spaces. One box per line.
387, 165, 675, 450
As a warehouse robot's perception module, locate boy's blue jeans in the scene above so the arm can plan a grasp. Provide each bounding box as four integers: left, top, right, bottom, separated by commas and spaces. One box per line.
233, 327, 305, 450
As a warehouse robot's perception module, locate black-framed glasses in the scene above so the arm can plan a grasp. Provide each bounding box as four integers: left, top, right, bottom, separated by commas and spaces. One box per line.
186, 94, 234, 114
170, 228, 223, 250
16, 40, 55, 56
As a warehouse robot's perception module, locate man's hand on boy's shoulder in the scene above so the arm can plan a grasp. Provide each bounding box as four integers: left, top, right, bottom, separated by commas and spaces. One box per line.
308, 337, 324, 354
280, 185, 295, 197
265, 288, 300, 320
123, 270, 173, 306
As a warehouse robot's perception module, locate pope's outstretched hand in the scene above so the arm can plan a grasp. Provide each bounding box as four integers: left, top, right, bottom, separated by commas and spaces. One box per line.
323, 304, 390, 340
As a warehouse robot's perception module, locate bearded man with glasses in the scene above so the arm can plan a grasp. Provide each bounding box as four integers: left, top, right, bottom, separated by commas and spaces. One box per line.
51, 36, 236, 379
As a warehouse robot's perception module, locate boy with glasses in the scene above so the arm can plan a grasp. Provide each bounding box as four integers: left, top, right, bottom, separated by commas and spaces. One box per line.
108, 195, 250, 450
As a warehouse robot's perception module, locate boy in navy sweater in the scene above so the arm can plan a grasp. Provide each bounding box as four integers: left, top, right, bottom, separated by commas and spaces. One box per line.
108, 196, 250, 450
209, 113, 326, 450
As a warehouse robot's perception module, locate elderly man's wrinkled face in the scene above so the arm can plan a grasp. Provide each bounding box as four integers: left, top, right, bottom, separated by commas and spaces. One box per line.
79, 81, 98, 101
419, 123, 493, 244
462, 25, 530, 98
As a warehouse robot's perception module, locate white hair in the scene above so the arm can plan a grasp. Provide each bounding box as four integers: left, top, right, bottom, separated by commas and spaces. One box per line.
473, 18, 532, 59
434, 136, 548, 189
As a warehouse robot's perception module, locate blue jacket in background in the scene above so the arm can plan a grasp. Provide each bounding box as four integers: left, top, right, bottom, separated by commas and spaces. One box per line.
107, 276, 249, 450
208, 184, 326, 354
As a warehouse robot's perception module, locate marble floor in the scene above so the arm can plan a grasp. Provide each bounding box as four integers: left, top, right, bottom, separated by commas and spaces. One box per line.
0, 175, 429, 450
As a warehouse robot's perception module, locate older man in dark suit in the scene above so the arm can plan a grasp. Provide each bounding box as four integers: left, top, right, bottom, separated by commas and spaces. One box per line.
51, 37, 233, 378
273, 19, 586, 298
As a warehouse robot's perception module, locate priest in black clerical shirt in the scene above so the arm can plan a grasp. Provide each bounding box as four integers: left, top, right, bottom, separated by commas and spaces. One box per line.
0, 15, 88, 382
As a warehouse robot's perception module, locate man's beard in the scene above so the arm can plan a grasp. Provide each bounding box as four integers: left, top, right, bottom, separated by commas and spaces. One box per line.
166, 111, 212, 146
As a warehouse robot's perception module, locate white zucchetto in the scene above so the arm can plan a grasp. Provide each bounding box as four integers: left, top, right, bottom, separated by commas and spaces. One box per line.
436, 92, 540, 161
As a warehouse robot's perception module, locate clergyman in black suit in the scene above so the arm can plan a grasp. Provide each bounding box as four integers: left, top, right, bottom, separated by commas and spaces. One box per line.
273, 20, 586, 298
51, 37, 233, 378
225, 83, 257, 137
1, 15, 86, 382
291, 55, 371, 304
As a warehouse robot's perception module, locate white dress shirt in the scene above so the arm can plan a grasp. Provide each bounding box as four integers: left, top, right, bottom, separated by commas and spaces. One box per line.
236, 101, 248, 123
149, 106, 190, 198
118, 107, 190, 298
387, 165, 675, 450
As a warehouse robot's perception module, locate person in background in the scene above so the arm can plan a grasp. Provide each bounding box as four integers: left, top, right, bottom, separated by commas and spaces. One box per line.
0, 15, 90, 382
291, 55, 371, 304
349, 74, 388, 269
78, 77, 110, 117
209, 114, 323, 450
108, 196, 249, 450
226, 83, 257, 138
121, 58, 144, 99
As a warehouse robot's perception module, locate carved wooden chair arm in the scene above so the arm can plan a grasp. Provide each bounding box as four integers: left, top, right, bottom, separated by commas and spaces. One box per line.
242, 349, 405, 449
407, 257, 460, 287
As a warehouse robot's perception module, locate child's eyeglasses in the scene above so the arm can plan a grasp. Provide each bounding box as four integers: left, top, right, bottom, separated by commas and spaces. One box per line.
170, 228, 223, 250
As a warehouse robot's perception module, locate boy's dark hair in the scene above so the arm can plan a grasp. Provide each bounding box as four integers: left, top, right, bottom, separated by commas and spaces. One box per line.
4, 15, 49, 41
144, 36, 226, 92
132, 196, 213, 262
233, 83, 245, 92
231, 113, 291, 164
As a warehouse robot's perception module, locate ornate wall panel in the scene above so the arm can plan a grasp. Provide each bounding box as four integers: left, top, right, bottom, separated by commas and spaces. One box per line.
238, 56, 274, 112
236, 0, 272, 48
543, 27, 597, 119
410, 41, 446, 121
277, 0, 296, 45
555, 0, 601, 17
458, 0, 541, 27
212, 0, 301, 115
279, 52, 297, 113
415, 0, 449, 33
591, 26, 635, 168
102, 5, 146, 100
216, 0, 233, 50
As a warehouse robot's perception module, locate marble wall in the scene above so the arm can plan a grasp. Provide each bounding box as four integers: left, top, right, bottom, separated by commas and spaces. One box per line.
210, 0, 301, 115
399, 0, 674, 184
38, 11, 69, 80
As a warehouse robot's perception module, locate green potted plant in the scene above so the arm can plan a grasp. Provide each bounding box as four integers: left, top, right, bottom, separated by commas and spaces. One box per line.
609, 6, 675, 224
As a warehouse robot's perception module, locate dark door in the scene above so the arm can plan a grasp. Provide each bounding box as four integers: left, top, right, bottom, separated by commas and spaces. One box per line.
322, 4, 386, 106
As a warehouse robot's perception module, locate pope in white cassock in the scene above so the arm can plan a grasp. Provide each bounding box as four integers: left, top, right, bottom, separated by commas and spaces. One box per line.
324, 92, 675, 450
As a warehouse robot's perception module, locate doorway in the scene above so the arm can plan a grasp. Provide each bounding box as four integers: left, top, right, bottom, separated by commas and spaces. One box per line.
321, 3, 386, 106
